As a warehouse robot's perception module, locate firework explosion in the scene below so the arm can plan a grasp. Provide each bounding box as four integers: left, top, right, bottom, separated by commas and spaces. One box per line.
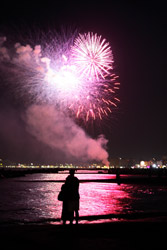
0, 32, 120, 122
44, 32, 120, 121
71, 32, 113, 80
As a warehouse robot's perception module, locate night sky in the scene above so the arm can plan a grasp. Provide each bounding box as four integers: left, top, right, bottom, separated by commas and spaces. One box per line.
0, 1, 166, 163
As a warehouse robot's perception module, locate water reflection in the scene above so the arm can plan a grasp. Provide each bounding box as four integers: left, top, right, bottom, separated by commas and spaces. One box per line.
27, 182, 132, 221
79, 183, 131, 217
1, 173, 167, 224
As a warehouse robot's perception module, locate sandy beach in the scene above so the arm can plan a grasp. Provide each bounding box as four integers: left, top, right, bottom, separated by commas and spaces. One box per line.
0, 221, 166, 250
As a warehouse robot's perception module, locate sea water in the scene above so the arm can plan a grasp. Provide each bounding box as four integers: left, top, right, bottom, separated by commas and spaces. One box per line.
1, 171, 167, 225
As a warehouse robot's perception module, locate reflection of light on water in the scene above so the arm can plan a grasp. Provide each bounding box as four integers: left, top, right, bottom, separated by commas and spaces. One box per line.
2, 173, 167, 225
26, 172, 116, 181
79, 183, 131, 217
35, 183, 62, 219
25, 178, 132, 222
31, 180, 132, 225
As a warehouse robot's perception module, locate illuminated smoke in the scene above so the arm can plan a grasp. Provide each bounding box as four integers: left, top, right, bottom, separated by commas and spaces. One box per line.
25, 105, 109, 165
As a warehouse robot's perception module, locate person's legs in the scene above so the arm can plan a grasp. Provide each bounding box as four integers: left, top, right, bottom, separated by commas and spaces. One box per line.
63, 220, 66, 225
75, 210, 79, 224
69, 211, 74, 225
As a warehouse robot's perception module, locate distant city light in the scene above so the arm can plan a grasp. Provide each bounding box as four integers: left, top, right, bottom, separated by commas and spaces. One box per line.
140, 161, 145, 167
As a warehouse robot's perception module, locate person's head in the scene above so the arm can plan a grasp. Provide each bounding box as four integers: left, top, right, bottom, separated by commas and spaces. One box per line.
69, 169, 75, 176
61, 184, 66, 191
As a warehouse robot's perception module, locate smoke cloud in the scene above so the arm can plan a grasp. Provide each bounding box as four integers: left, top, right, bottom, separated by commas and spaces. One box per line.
25, 105, 109, 165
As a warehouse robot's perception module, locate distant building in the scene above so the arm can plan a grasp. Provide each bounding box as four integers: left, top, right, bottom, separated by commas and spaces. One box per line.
0, 159, 3, 167
162, 156, 167, 166
109, 158, 136, 168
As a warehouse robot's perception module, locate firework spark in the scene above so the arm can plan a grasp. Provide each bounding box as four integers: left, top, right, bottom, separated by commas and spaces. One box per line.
71, 32, 113, 80
67, 73, 120, 121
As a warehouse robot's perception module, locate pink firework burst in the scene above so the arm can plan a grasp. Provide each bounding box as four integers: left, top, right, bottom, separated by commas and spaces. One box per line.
71, 32, 113, 80
68, 73, 120, 122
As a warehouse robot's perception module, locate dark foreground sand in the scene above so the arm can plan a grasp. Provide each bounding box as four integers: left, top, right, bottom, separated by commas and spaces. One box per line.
0, 221, 166, 250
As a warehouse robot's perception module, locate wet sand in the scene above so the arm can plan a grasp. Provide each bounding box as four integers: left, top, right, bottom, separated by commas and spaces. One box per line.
0, 221, 166, 250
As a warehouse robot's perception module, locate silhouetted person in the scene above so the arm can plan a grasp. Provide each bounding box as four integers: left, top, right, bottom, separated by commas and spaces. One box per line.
65, 169, 80, 224
58, 184, 74, 225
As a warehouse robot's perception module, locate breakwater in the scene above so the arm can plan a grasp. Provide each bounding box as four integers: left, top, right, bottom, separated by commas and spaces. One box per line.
1, 167, 167, 185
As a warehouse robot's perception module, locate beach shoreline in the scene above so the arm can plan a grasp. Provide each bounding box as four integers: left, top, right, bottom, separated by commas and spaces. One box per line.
0, 220, 166, 250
